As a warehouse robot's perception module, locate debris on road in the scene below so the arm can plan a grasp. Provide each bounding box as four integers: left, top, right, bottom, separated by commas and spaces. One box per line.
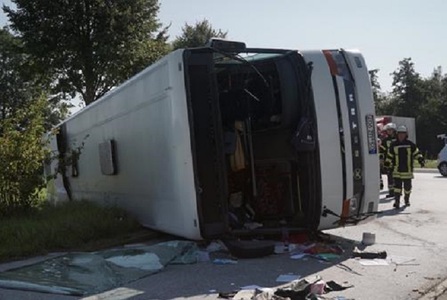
231, 275, 353, 300
0, 240, 199, 296
285, 241, 344, 262
352, 247, 387, 259
276, 274, 301, 282
361, 232, 376, 245
213, 258, 238, 265
0, 233, 353, 298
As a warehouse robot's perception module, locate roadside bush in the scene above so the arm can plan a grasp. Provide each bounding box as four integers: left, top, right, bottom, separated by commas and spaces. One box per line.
0, 96, 50, 215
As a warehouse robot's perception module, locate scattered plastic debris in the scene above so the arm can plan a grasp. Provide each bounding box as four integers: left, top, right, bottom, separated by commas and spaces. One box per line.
206, 240, 228, 253
213, 258, 238, 265
314, 253, 341, 261
240, 285, 264, 290
225, 275, 352, 300
276, 274, 301, 282
286, 242, 343, 262
304, 243, 344, 256
361, 232, 376, 245
310, 279, 326, 295
358, 259, 389, 266
290, 253, 307, 260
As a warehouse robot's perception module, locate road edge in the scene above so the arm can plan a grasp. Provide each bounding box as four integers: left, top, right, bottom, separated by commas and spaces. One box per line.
414, 168, 439, 174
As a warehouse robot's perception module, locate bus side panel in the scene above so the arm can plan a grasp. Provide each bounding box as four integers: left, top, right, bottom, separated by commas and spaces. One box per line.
302, 51, 344, 229
51, 50, 202, 240
343, 50, 380, 214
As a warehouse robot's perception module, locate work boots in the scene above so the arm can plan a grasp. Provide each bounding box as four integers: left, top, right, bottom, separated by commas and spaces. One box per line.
386, 190, 394, 198
393, 195, 400, 209
404, 195, 410, 206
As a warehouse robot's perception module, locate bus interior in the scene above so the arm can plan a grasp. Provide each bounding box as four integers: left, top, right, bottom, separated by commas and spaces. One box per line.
185, 46, 323, 238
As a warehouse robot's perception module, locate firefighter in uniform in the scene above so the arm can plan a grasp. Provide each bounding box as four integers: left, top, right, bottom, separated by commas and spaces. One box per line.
380, 123, 397, 197
378, 137, 384, 190
386, 125, 424, 208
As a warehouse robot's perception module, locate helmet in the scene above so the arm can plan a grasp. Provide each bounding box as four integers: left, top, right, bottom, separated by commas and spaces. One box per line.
385, 123, 397, 131
397, 125, 407, 133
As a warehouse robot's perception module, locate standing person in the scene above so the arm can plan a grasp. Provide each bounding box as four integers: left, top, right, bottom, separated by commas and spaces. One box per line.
386, 125, 425, 208
378, 137, 384, 190
380, 123, 397, 197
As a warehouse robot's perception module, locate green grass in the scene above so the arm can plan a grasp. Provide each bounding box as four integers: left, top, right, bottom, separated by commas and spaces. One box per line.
424, 159, 438, 169
0, 200, 157, 262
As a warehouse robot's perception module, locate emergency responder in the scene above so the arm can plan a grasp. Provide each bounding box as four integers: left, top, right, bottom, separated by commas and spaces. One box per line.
378, 137, 384, 190
386, 125, 424, 208
379, 123, 397, 197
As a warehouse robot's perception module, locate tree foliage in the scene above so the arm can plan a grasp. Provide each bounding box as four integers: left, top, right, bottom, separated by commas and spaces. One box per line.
374, 58, 447, 157
0, 27, 68, 129
0, 27, 70, 215
389, 58, 425, 117
3, 0, 169, 105
369, 69, 391, 115
415, 67, 447, 157
1, 28, 43, 119
0, 96, 50, 215
172, 19, 227, 50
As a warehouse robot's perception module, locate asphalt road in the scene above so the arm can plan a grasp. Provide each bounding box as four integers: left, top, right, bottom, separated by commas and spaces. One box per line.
0, 170, 446, 300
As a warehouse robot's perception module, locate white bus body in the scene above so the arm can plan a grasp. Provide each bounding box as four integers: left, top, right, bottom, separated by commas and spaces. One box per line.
47, 43, 379, 240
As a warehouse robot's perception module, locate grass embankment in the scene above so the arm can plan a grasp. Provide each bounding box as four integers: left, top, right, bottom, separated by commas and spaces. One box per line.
0, 201, 156, 262
424, 159, 438, 169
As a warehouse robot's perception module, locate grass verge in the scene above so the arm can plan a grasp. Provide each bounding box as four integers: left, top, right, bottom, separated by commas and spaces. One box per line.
0, 200, 157, 263
424, 159, 438, 169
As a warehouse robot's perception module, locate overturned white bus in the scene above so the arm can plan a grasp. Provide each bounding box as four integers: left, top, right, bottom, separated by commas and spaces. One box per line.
46, 40, 380, 240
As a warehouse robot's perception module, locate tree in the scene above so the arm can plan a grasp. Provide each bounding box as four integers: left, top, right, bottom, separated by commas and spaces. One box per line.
0, 28, 68, 214
0, 27, 67, 128
389, 59, 447, 157
416, 67, 447, 157
389, 58, 425, 117
440, 71, 447, 130
172, 19, 227, 50
3, 0, 169, 105
1, 27, 38, 119
0, 96, 50, 215
368, 69, 392, 115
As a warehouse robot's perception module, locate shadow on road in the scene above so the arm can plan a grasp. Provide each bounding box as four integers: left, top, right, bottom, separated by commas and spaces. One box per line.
376, 206, 411, 218
379, 196, 394, 204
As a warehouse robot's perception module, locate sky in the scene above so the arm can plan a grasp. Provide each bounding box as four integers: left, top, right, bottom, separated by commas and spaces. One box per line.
1, 0, 446, 93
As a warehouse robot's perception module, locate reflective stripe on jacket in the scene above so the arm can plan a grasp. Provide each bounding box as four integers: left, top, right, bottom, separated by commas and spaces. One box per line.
379, 136, 395, 161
